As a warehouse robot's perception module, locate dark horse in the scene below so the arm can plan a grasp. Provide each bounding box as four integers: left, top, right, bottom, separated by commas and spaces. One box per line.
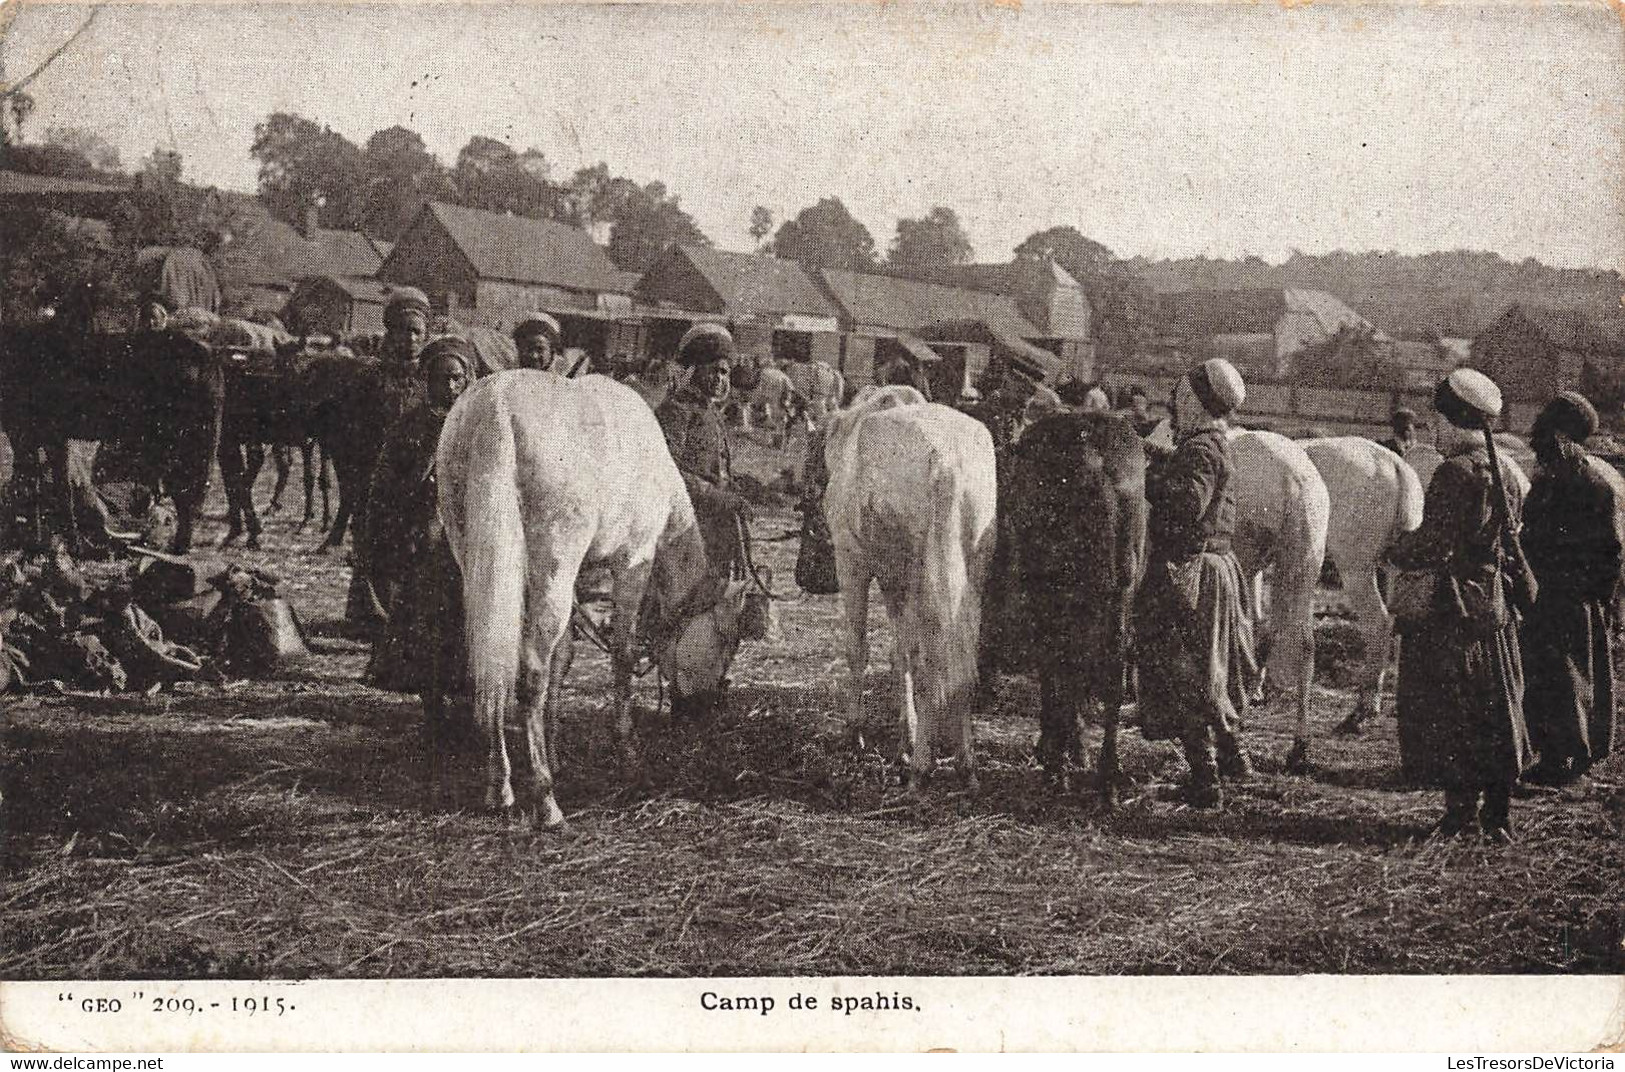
217, 347, 417, 552
0, 324, 225, 555
988, 411, 1147, 804
217, 347, 336, 549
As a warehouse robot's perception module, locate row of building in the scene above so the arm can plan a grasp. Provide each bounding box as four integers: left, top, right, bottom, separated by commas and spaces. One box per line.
5, 170, 1622, 420
278, 200, 1095, 401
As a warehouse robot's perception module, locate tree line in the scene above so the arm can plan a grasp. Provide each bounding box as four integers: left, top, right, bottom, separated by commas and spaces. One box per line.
4, 108, 1619, 353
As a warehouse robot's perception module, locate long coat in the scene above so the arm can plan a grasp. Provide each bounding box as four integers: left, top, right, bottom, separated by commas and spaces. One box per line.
1519, 452, 1622, 773
360, 403, 464, 696
1388, 445, 1530, 789
655, 384, 743, 579
1134, 426, 1258, 741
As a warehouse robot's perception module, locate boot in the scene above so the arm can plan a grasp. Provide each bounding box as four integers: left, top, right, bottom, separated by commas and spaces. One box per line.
1481, 781, 1515, 843
1434, 789, 1480, 839
1216, 727, 1254, 784
1182, 730, 1224, 809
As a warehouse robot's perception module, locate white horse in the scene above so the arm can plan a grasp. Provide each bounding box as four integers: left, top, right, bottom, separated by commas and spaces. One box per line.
1300, 437, 1425, 733
785, 359, 845, 433
824, 385, 998, 790
436, 370, 749, 828
1228, 429, 1332, 770
742, 365, 796, 447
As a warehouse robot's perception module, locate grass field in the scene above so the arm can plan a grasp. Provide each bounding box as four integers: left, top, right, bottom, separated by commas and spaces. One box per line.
3, 432, 1622, 979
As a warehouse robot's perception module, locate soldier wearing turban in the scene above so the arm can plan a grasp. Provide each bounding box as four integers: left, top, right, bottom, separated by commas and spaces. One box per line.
655, 323, 750, 591
513, 313, 564, 372
381, 287, 431, 365
1133, 357, 1259, 808
361, 335, 476, 754
1519, 389, 1622, 787
1386, 368, 1532, 840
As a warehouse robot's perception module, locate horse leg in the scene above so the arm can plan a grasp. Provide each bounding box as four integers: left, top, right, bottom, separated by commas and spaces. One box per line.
240, 444, 265, 549
298, 440, 317, 530
1268, 563, 1316, 774
517, 595, 573, 831
48, 443, 81, 554
268, 443, 292, 515
1099, 684, 1123, 811
838, 563, 872, 732
544, 630, 575, 777
1335, 561, 1391, 736
954, 595, 983, 795
887, 588, 928, 792
320, 449, 355, 552
320, 446, 333, 529
609, 565, 652, 772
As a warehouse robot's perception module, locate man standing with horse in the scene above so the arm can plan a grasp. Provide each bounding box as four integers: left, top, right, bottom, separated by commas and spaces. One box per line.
344, 287, 432, 628
1135, 357, 1259, 809
363, 335, 477, 766
655, 323, 752, 586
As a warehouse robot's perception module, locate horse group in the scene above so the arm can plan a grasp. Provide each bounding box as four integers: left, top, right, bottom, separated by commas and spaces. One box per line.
0, 324, 1559, 829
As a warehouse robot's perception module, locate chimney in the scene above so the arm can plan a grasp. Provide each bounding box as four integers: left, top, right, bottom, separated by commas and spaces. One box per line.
299, 202, 320, 240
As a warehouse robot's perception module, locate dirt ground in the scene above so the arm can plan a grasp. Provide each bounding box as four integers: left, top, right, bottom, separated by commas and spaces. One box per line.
3, 429, 1623, 979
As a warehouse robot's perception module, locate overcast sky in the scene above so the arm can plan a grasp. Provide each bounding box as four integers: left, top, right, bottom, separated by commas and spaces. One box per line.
6, 2, 1622, 271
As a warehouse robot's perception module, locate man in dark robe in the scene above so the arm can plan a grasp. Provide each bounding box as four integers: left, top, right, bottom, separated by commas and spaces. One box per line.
1387, 369, 1531, 841
655, 323, 750, 583
344, 287, 431, 628
1134, 357, 1259, 808
362, 336, 473, 752
1520, 391, 1622, 786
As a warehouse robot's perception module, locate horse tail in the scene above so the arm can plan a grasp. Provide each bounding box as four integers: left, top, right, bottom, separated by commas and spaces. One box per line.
1267, 455, 1330, 695
1391, 454, 1425, 544
914, 444, 986, 757
444, 392, 527, 748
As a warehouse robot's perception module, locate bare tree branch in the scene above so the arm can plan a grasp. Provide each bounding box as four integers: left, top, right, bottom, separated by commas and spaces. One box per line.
1, 7, 99, 99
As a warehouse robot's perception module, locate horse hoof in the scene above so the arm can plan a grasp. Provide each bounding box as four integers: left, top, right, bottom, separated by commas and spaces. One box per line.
246, 535, 261, 551
1284, 740, 1312, 774
311, 543, 329, 556
1332, 711, 1367, 737
1099, 784, 1119, 812
219, 533, 239, 548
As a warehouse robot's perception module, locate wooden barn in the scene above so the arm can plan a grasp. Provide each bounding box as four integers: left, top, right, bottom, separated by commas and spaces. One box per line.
1470, 303, 1625, 407
918, 317, 1065, 399
813, 267, 1048, 392
1152, 288, 1377, 382
634, 245, 840, 366
377, 201, 634, 330
211, 201, 390, 320
931, 258, 1095, 381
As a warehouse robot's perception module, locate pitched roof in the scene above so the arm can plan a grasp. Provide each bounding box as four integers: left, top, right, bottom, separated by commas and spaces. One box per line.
665, 246, 836, 319
0, 169, 131, 196
918, 317, 1064, 382
418, 201, 629, 293
935, 259, 1082, 296
1157, 288, 1372, 338
1502, 303, 1624, 354
815, 267, 1040, 336
292, 274, 396, 304
213, 202, 386, 290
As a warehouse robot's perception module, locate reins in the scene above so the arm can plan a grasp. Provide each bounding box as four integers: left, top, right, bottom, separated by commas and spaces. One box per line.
735, 510, 802, 603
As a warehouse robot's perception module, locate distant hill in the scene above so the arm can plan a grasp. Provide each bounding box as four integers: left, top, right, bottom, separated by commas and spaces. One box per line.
1122, 250, 1624, 340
